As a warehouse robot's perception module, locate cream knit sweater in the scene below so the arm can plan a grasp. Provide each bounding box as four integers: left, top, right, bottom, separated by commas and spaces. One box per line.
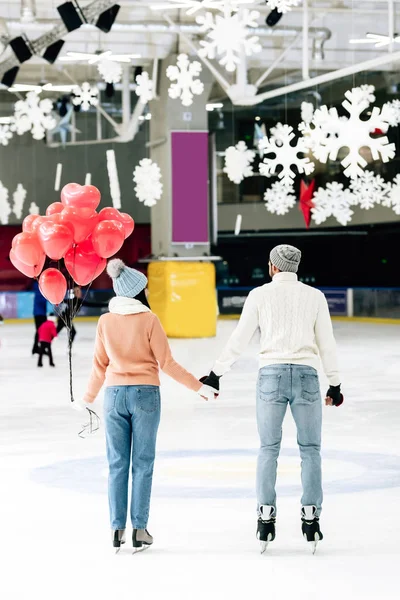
213, 272, 340, 386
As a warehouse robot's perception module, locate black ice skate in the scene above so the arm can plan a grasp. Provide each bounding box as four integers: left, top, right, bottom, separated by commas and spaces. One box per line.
112, 529, 126, 553
132, 529, 153, 554
301, 506, 323, 554
257, 505, 276, 554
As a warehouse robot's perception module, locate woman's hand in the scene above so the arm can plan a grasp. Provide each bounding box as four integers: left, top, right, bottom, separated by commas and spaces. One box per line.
198, 384, 219, 401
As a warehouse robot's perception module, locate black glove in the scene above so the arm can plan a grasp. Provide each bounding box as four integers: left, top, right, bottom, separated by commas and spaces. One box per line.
200, 371, 221, 392
326, 384, 344, 407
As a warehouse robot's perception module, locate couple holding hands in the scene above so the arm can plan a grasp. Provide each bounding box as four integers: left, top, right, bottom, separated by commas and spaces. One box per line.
80, 245, 343, 553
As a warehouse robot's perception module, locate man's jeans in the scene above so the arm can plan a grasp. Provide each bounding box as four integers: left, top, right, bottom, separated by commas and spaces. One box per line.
104, 385, 161, 530
256, 364, 323, 516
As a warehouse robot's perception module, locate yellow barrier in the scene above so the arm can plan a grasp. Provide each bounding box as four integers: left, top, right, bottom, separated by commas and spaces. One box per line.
148, 261, 217, 338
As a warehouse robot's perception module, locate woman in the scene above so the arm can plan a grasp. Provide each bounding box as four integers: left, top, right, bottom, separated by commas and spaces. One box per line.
81, 259, 216, 552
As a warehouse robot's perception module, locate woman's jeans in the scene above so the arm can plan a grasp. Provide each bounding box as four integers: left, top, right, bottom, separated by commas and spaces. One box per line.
256, 364, 323, 516
103, 385, 161, 530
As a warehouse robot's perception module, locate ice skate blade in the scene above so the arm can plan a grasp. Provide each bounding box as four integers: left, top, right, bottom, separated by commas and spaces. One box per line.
303, 532, 320, 554
260, 533, 273, 554
132, 544, 151, 555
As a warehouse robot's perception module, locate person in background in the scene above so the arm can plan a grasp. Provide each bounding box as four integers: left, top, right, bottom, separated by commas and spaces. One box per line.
201, 244, 343, 553
56, 285, 107, 347
78, 259, 217, 553
37, 313, 57, 368
32, 281, 48, 355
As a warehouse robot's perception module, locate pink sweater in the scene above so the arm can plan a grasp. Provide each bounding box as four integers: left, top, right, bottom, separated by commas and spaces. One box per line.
84, 311, 202, 403
38, 320, 57, 343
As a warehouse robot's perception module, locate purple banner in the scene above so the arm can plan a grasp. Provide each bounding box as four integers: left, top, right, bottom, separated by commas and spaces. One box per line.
171, 131, 209, 244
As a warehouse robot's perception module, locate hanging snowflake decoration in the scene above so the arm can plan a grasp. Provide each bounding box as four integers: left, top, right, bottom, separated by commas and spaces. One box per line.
224, 141, 255, 184
259, 123, 315, 187
266, 0, 301, 15
12, 184, 27, 220
97, 59, 122, 84
166, 54, 204, 107
12, 91, 56, 141
264, 181, 296, 216
298, 85, 396, 179
196, 3, 261, 72
0, 181, 11, 224
72, 82, 99, 112
383, 174, 400, 215
29, 202, 40, 215
356, 84, 376, 104
0, 124, 13, 146
301, 101, 314, 125
311, 182, 354, 226
349, 171, 390, 210
135, 72, 155, 104
382, 99, 400, 127
133, 158, 163, 207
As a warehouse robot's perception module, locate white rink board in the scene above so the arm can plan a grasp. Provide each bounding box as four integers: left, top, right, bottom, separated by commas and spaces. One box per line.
0, 320, 399, 600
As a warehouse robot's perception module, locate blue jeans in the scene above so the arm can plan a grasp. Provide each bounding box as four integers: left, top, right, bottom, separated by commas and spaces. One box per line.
104, 385, 161, 530
256, 364, 323, 516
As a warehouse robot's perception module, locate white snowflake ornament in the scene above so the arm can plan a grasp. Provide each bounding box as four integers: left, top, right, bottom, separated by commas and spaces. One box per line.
196, 3, 261, 72
0, 181, 11, 224
12, 184, 27, 220
383, 174, 400, 215
382, 99, 400, 127
311, 182, 354, 226
264, 181, 296, 215
73, 82, 99, 112
133, 158, 163, 207
224, 141, 255, 184
349, 171, 390, 210
301, 101, 314, 124
266, 0, 301, 15
29, 202, 40, 215
0, 124, 13, 146
12, 91, 56, 141
299, 85, 396, 179
259, 123, 315, 186
97, 59, 122, 84
166, 54, 204, 107
135, 72, 155, 104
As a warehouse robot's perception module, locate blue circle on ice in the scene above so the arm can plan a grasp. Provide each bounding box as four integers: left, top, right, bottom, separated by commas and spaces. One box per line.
31, 448, 400, 498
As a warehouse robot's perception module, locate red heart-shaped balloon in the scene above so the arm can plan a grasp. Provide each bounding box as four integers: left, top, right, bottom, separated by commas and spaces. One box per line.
38, 221, 74, 261
22, 214, 40, 233
46, 202, 64, 216
64, 239, 106, 286
61, 183, 101, 210
13, 232, 45, 268
91, 220, 125, 259
9, 248, 44, 278
98, 208, 135, 239
59, 206, 99, 244
39, 268, 67, 304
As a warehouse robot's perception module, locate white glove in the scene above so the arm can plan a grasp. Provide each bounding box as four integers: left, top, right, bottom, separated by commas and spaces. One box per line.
71, 398, 90, 412
198, 384, 218, 401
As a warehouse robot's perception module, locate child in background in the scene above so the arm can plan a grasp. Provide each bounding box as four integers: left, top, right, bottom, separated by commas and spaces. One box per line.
37, 314, 57, 368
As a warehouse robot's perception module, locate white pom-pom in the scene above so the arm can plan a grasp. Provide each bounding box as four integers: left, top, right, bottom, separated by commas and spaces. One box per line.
107, 258, 125, 279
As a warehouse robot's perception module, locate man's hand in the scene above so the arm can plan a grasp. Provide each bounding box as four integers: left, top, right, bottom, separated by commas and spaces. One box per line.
199, 371, 221, 392
325, 384, 344, 407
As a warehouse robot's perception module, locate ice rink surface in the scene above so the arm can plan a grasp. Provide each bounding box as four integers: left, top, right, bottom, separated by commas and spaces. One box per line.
1, 319, 400, 600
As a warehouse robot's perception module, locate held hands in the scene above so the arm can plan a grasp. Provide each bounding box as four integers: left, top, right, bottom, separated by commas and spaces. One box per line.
325, 384, 344, 407
198, 371, 221, 401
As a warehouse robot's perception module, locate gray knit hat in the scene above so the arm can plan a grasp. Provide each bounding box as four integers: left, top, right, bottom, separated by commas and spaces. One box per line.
107, 259, 148, 298
270, 244, 301, 273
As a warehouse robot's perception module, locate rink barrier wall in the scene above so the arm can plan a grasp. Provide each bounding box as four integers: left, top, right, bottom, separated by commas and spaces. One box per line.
2, 287, 400, 322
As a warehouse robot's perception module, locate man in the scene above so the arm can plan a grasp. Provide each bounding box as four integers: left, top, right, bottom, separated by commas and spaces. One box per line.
32, 281, 48, 355
202, 245, 343, 553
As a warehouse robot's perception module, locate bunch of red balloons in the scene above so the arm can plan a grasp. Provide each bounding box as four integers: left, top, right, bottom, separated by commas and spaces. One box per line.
10, 183, 134, 305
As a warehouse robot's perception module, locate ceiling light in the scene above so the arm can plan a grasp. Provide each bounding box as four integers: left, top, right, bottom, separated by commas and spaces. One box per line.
95, 4, 120, 33
8, 83, 42, 93
206, 102, 223, 111
1, 66, 19, 88
57, 1, 86, 33
59, 50, 141, 64
9, 34, 33, 63
349, 32, 400, 48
